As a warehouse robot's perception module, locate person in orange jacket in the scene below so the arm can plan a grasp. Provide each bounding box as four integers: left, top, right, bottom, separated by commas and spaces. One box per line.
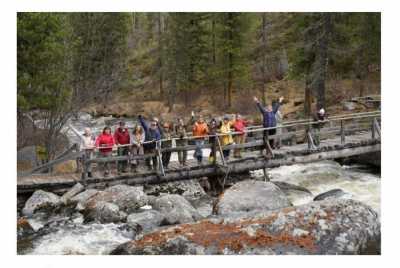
232, 114, 248, 158
192, 113, 209, 164
95, 126, 115, 176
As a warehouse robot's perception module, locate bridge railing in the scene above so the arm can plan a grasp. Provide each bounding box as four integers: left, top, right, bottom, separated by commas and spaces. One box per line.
79, 111, 380, 179
20, 111, 380, 178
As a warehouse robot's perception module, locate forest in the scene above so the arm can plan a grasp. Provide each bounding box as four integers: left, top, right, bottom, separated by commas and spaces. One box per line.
17, 12, 380, 159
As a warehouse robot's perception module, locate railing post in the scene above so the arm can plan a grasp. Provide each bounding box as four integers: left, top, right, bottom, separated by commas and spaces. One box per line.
340, 120, 345, 144
212, 136, 217, 165
81, 152, 87, 180
371, 118, 376, 139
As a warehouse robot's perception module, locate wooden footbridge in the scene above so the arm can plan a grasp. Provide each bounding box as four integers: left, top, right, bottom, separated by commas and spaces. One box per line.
17, 111, 381, 194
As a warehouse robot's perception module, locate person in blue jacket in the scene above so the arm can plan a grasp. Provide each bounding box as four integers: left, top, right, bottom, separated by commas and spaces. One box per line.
254, 96, 284, 149
138, 115, 161, 171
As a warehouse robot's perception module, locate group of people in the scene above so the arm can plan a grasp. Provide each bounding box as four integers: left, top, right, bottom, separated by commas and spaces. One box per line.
72, 95, 326, 178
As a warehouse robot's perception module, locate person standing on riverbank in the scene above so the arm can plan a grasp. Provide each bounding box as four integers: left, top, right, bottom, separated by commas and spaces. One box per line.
95, 126, 115, 177
138, 115, 161, 171
192, 113, 209, 164
131, 124, 145, 172
254, 96, 284, 150
114, 121, 130, 174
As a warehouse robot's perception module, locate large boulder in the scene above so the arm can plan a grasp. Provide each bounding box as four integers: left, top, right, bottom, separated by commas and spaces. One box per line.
83, 201, 127, 223
127, 210, 165, 233
313, 189, 348, 201
86, 185, 148, 213
152, 194, 202, 225
144, 179, 206, 198
70, 189, 99, 205
111, 199, 380, 255
60, 183, 85, 204
214, 180, 292, 216
22, 190, 61, 217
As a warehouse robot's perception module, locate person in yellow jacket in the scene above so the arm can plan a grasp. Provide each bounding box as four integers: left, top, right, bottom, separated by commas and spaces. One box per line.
219, 116, 234, 160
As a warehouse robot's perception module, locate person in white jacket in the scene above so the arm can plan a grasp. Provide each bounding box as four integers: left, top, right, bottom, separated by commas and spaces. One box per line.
131, 124, 145, 172
70, 126, 95, 177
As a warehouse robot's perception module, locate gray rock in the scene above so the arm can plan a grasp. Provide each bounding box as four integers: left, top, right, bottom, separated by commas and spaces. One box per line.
22, 190, 61, 217
152, 194, 202, 225
186, 195, 216, 218
214, 180, 292, 216
313, 189, 347, 201
70, 189, 99, 205
83, 201, 126, 223
112, 199, 380, 255
127, 210, 165, 233
144, 179, 206, 198
60, 183, 85, 204
87, 185, 148, 213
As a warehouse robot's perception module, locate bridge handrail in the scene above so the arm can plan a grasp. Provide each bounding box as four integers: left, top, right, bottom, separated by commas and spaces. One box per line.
89, 111, 380, 150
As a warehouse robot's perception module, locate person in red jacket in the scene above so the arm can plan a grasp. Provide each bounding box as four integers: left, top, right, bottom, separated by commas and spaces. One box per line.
114, 121, 131, 174
233, 114, 248, 158
95, 126, 115, 176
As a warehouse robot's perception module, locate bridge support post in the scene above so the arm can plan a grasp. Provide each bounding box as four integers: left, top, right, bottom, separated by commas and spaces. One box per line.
340, 120, 345, 144
81, 153, 87, 181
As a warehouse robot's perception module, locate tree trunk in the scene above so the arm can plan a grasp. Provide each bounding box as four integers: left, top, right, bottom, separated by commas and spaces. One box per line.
312, 13, 333, 109
261, 13, 268, 105
304, 72, 312, 117
227, 13, 234, 109
158, 13, 164, 99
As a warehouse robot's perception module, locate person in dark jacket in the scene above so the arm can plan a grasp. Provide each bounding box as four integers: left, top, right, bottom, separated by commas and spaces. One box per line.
254, 96, 284, 149
159, 122, 173, 169
208, 118, 219, 163
114, 121, 130, 174
312, 106, 327, 146
138, 115, 161, 171
174, 116, 194, 166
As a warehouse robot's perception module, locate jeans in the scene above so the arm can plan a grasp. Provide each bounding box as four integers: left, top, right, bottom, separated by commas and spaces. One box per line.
131, 145, 144, 167
234, 134, 246, 157
117, 147, 130, 172
83, 150, 93, 173
176, 138, 188, 165
144, 147, 158, 170
194, 139, 205, 162
100, 151, 112, 174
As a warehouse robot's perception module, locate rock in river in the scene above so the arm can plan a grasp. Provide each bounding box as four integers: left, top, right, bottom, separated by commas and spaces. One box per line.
111, 199, 380, 255
60, 183, 85, 204
22, 190, 61, 217
313, 189, 347, 201
144, 179, 206, 198
83, 201, 127, 224
214, 180, 292, 216
152, 194, 202, 225
127, 210, 165, 233
86, 185, 148, 213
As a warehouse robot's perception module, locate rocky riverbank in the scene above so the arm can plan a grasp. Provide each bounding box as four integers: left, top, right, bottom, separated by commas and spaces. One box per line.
17, 161, 381, 255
